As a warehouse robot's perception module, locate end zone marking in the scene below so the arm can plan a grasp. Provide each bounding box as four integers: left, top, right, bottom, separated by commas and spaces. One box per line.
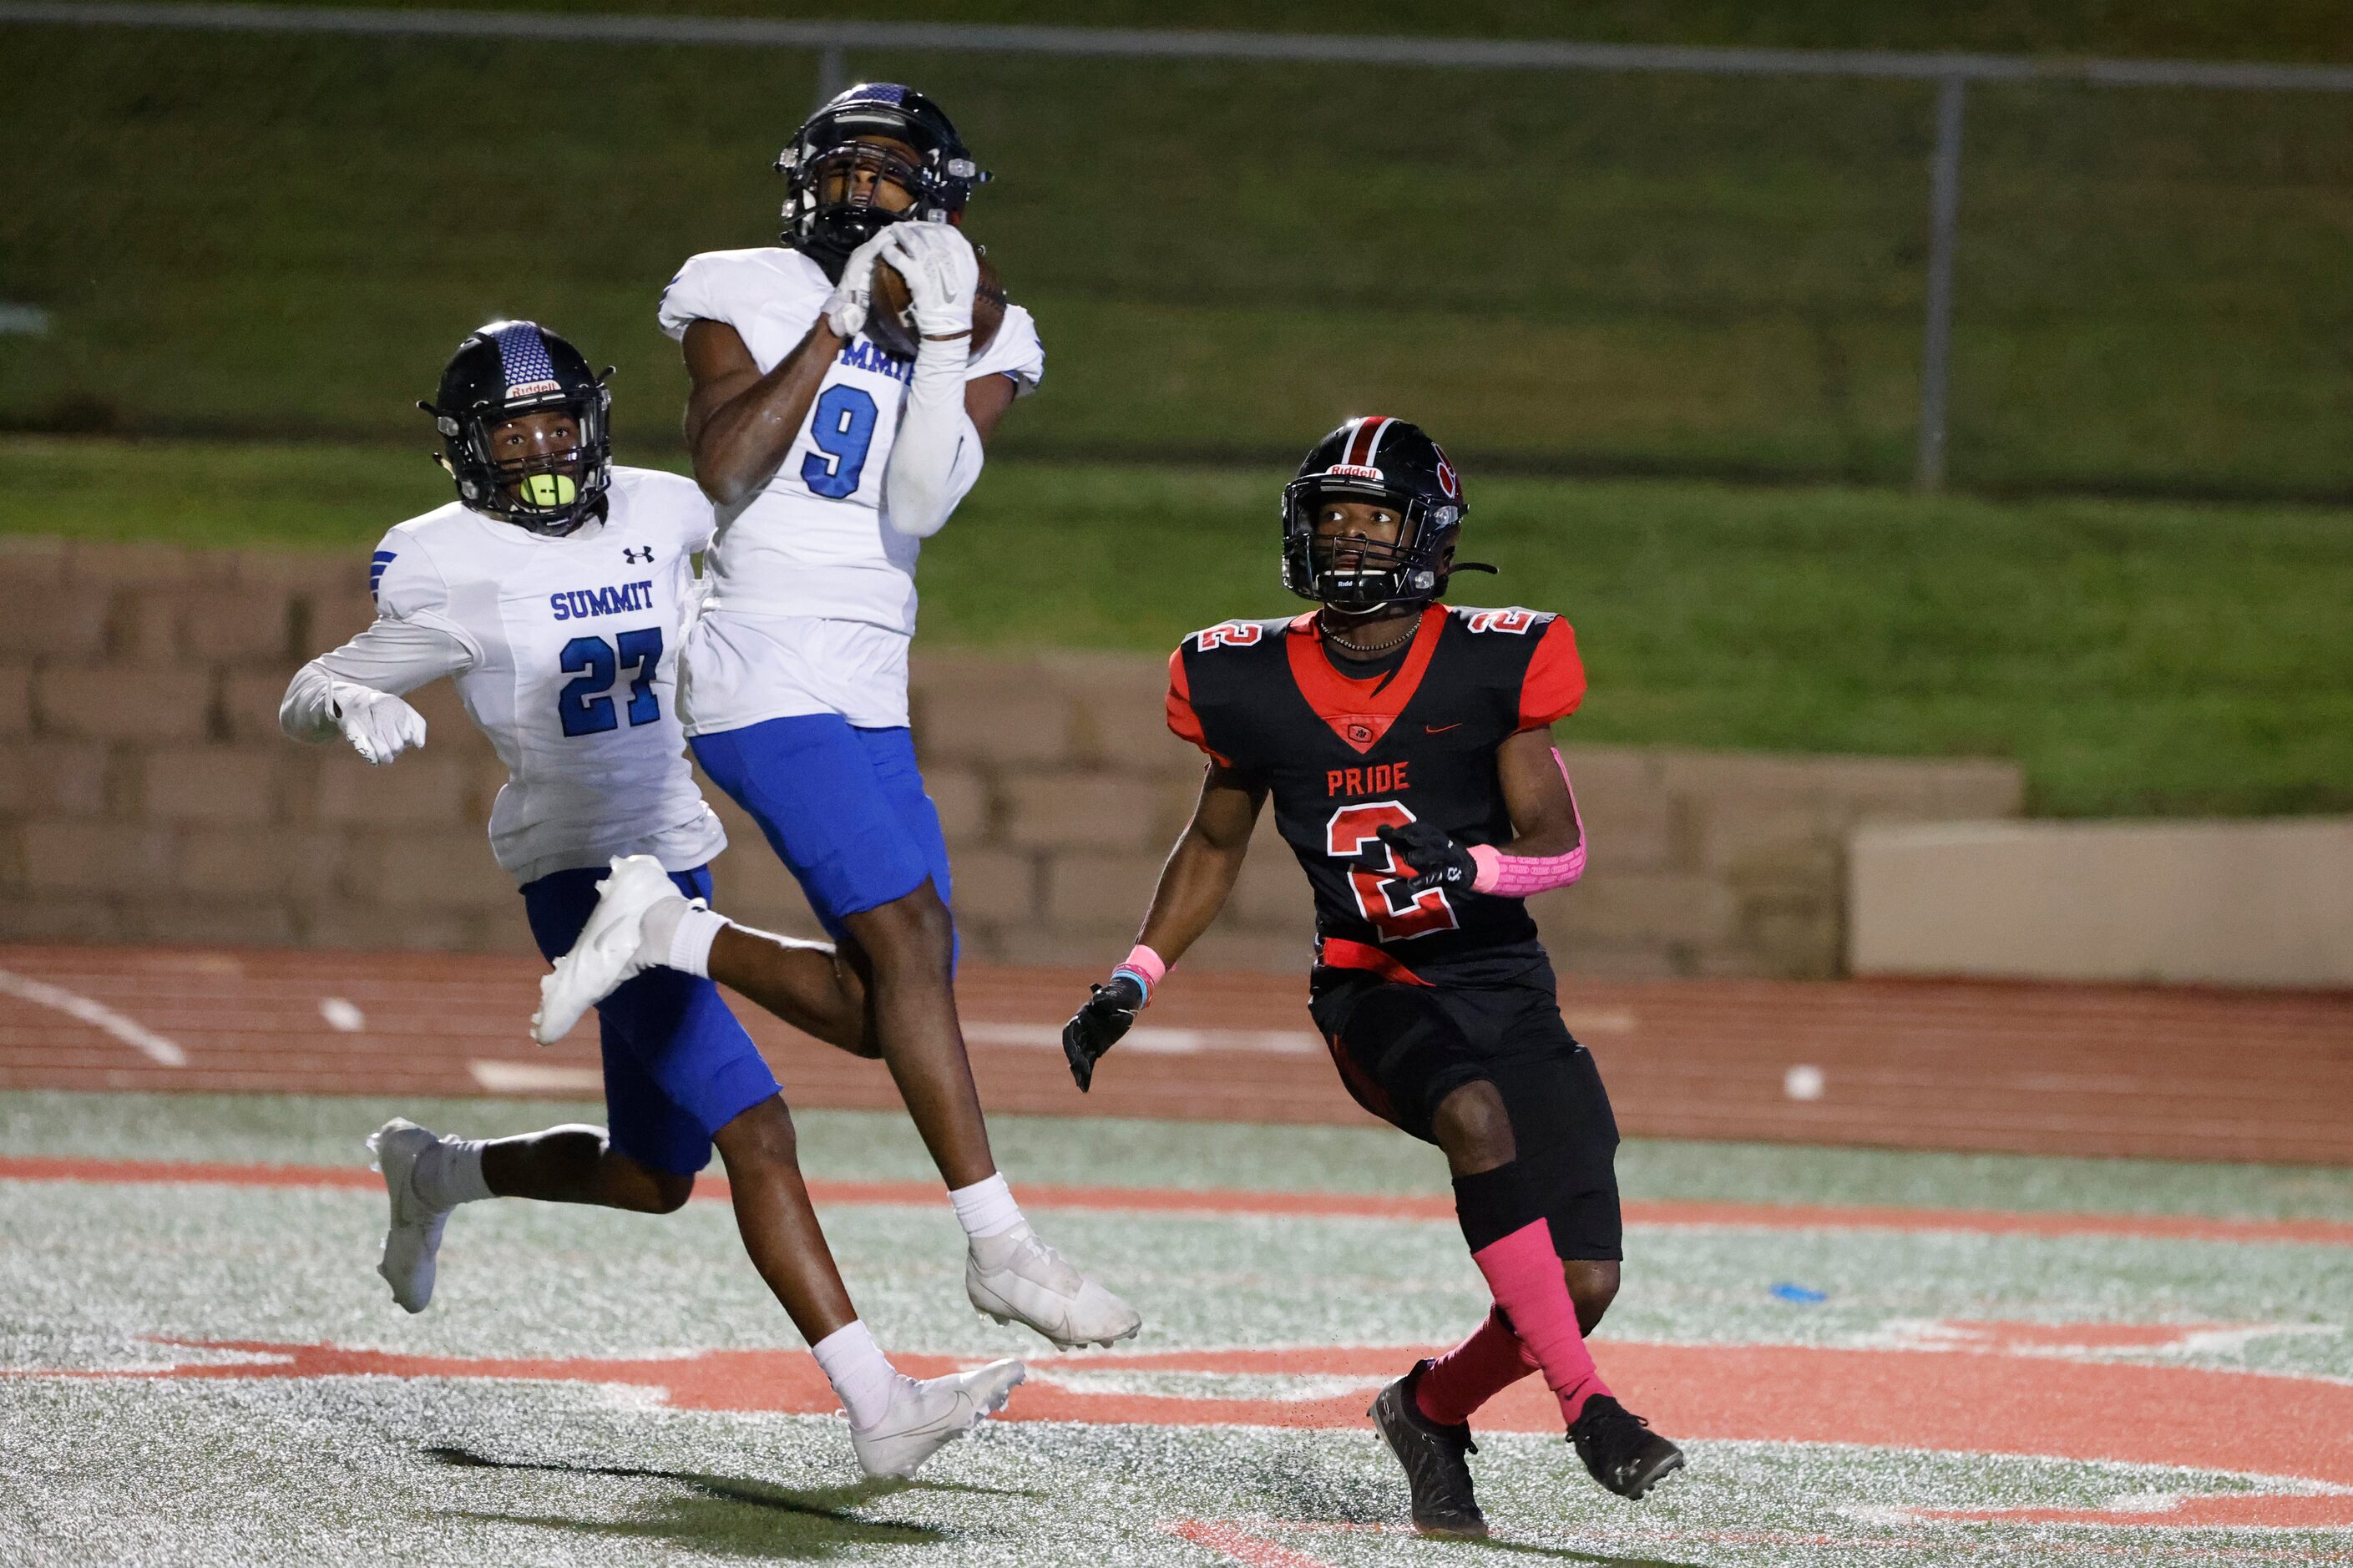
23, 1333, 2353, 1534
3, 1155, 2350, 1246
0, 968, 185, 1066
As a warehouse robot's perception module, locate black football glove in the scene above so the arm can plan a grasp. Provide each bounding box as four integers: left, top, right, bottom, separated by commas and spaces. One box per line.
1062, 973, 1146, 1093
1365, 820, 1479, 904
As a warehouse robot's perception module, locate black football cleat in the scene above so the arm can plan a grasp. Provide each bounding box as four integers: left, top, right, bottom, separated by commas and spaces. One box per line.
1368, 1361, 1489, 1540
1568, 1394, 1685, 1500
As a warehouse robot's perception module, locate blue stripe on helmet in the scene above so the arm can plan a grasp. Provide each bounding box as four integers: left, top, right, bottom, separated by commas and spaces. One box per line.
486, 321, 558, 394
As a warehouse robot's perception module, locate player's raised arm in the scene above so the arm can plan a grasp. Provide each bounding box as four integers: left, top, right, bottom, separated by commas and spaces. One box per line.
1061, 761, 1264, 1092
676, 226, 904, 508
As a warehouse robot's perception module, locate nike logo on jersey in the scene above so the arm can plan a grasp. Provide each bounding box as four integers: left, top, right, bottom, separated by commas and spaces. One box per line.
1425, 722, 1463, 733
549, 580, 657, 621
622, 546, 655, 565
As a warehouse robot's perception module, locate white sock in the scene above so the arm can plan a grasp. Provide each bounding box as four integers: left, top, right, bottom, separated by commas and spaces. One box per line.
811, 1318, 901, 1429
412, 1136, 493, 1210
949, 1172, 1025, 1241
670, 907, 726, 976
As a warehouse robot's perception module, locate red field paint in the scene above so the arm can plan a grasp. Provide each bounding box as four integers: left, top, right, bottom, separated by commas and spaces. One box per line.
1161, 1520, 1337, 1568
8, 1154, 2351, 1248
22, 1323, 2353, 1531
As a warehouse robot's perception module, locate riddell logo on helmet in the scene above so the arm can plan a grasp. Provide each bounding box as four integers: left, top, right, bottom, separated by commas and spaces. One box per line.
1324, 463, 1383, 480
505, 379, 561, 398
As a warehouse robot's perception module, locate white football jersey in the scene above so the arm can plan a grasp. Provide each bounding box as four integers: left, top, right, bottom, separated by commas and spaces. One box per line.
656, 244, 1045, 635
368, 467, 726, 886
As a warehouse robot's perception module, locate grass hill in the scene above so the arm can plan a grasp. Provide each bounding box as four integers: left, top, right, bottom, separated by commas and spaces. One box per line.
3, 10, 2349, 495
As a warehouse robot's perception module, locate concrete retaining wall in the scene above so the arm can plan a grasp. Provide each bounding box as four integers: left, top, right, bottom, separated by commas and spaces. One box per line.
1851, 817, 2353, 989
0, 538, 2024, 978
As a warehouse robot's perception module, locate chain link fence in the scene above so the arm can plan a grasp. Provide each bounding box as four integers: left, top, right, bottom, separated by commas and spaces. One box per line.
2, 6, 2349, 498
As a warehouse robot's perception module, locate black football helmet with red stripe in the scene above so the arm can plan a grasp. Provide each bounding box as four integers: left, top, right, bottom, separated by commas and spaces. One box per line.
1281, 416, 1469, 613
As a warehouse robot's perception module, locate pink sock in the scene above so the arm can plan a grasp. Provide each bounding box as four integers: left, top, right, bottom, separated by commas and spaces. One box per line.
1470, 1219, 1609, 1424
1415, 1305, 1537, 1427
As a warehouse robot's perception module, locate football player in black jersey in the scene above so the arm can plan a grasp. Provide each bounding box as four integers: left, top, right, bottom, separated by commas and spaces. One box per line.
1061, 417, 1684, 1534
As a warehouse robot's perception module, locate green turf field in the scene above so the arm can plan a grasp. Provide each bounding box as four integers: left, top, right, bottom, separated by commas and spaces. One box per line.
6, 1090, 2351, 1565
3, 9, 2348, 495
8, 435, 2350, 819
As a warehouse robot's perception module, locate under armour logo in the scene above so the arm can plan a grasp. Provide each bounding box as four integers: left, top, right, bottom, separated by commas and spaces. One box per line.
622, 546, 655, 565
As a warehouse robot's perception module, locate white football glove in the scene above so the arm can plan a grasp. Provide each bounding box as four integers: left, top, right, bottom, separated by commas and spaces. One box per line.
820, 226, 903, 339
882, 222, 979, 341
331, 682, 427, 766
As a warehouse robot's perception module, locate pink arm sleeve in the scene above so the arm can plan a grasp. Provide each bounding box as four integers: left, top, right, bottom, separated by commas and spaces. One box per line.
1111, 943, 1167, 1004
1467, 749, 1586, 896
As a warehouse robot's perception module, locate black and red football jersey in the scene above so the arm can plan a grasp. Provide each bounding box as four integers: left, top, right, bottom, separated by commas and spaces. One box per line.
1168, 604, 1586, 987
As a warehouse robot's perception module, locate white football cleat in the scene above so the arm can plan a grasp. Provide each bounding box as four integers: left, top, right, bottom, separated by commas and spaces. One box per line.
849, 1359, 1027, 1480
367, 1118, 453, 1314
532, 854, 680, 1045
966, 1224, 1143, 1350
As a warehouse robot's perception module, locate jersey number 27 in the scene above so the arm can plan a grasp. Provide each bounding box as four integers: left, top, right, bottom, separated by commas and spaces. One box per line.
558, 630, 662, 737
1326, 802, 1458, 941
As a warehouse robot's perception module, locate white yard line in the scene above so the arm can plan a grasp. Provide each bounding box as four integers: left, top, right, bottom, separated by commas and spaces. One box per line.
469, 1060, 603, 1095
0, 969, 187, 1066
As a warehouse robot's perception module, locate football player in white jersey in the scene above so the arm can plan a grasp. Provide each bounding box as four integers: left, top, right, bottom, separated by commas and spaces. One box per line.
279, 321, 1022, 1479
640, 83, 1141, 1350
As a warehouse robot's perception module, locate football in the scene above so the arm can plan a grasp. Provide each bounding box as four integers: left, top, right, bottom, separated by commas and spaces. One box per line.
868, 246, 1005, 362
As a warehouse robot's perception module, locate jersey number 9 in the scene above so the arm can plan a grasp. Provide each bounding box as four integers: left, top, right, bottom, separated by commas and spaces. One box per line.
802, 384, 879, 500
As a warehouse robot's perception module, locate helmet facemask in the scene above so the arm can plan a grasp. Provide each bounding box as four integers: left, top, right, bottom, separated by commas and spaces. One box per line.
777, 87, 987, 273
478, 397, 606, 534
432, 384, 612, 537
802, 139, 925, 255
1282, 477, 1462, 615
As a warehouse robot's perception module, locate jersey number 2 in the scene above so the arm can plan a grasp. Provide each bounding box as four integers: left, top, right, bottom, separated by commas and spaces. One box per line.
558, 630, 662, 737
1326, 801, 1458, 941
801, 384, 878, 499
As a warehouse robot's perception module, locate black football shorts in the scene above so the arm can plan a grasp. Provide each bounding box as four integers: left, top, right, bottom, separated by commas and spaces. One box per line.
1308, 973, 1623, 1261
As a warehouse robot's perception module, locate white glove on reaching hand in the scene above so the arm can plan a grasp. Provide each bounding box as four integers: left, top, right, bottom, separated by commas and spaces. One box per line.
331, 682, 427, 766
882, 222, 979, 341
820, 226, 904, 339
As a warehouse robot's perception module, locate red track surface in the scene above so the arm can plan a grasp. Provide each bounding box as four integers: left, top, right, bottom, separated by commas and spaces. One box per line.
3, 943, 2350, 1164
